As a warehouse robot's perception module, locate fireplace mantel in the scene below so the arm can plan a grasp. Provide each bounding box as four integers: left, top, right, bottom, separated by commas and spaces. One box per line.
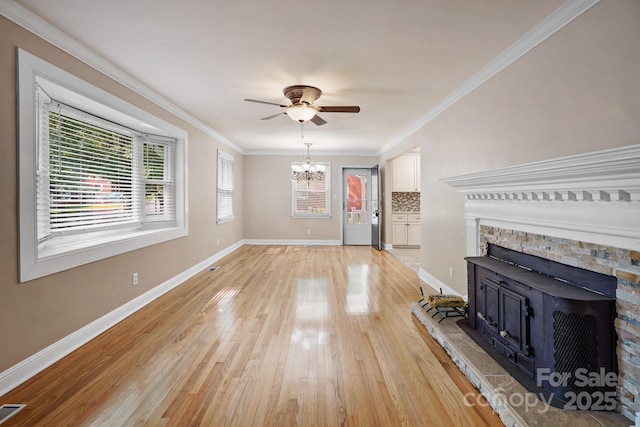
441, 144, 640, 254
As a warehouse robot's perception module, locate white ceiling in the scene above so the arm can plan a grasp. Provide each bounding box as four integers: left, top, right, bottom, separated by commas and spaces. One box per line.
12, 0, 564, 154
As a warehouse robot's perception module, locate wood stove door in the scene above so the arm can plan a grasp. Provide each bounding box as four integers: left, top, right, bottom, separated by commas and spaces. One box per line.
499, 286, 528, 352
481, 279, 500, 333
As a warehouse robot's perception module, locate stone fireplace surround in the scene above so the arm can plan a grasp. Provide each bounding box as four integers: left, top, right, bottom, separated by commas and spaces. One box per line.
435, 144, 640, 423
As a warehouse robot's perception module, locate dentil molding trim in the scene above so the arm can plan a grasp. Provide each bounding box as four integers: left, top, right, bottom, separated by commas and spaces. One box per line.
441, 144, 640, 253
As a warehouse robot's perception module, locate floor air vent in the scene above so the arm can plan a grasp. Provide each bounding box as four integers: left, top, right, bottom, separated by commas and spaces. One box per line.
208, 266, 220, 272
0, 404, 26, 424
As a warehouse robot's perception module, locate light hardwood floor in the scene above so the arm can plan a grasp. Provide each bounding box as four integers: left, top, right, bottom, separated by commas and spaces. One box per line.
0, 245, 502, 426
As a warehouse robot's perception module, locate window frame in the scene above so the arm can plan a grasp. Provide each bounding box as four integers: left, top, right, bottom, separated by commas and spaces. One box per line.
216, 149, 234, 224
18, 49, 188, 282
291, 161, 331, 218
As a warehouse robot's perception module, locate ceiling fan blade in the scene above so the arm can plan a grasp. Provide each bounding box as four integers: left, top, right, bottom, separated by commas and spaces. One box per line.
310, 115, 327, 126
244, 98, 288, 108
261, 112, 285, 120
300, 86, 322, 105
317, 106, 360, 113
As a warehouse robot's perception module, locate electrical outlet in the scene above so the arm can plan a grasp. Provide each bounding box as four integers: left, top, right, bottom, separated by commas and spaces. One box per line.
132, 272, 138, 286
217, 238, 220, 246
449, 267, 454, 279
306, 228, 311, 235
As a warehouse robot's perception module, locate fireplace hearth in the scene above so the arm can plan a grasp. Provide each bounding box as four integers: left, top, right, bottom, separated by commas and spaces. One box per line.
465, 244, 618, 408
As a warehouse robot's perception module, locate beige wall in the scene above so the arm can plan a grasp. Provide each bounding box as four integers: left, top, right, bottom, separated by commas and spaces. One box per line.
403, 0, 640, 294
244, 155, 378, 241
0, 17, 243, 371
3, 0, 639, 386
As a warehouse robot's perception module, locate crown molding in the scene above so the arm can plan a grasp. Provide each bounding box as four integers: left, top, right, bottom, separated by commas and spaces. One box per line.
0, 1, 244, 155
245, 149, 378, 157
378, 0, 600, 156
442, 144, 640, 252
441, 144, 640, 201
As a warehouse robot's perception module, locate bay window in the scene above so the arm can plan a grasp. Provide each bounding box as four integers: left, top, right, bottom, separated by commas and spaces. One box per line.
18, 49, 187, 282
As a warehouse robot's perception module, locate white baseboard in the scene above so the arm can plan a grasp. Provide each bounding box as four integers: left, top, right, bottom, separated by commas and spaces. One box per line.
243, 239, 341, 246
0, 240, 243, 397
418, 268, 467, 300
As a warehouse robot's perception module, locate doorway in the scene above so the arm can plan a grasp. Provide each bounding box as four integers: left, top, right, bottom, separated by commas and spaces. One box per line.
342, 166, 381, 248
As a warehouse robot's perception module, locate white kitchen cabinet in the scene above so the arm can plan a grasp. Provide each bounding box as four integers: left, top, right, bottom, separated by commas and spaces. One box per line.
407, 214, 421, 245
392, 214, 408, 245
392, 213, 420, 247
392, 155, 420, 192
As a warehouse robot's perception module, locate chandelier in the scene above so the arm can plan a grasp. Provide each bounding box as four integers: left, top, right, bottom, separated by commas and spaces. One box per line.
291, 142, 326, 181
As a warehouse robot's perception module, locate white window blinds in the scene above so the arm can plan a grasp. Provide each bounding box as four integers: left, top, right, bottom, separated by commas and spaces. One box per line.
142, 138, 176, 222
36, 86, 176, 242
217, 150, 234, 223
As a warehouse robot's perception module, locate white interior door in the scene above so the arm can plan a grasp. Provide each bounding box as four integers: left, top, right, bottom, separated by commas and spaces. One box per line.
343, 168, 372, 245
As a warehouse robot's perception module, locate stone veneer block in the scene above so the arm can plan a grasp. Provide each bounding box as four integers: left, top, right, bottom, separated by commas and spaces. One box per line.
617, 286, 640, 307
616, 268, 640, 285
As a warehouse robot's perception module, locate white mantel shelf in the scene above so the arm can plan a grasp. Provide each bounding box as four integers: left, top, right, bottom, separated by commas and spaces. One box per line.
441, 144, 640, 253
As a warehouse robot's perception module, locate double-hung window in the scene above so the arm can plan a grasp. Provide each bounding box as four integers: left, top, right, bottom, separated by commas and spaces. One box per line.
291, 162, 331, 217
19, 49, 187, 282
217, 150, 234, 223
38, 96, 177, 239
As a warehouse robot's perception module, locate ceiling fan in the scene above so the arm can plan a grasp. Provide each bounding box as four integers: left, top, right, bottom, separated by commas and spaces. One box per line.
244, 85, 360, 126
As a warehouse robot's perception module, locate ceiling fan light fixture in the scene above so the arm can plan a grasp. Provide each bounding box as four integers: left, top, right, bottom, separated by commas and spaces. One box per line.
286, 104, 317, 122
245, 85, 359, 126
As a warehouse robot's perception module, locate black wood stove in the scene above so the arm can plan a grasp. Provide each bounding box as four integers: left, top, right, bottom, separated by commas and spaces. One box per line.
465, 244, 617, 407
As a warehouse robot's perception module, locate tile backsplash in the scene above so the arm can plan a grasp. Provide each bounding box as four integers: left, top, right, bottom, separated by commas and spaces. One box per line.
392, 192, 420, 212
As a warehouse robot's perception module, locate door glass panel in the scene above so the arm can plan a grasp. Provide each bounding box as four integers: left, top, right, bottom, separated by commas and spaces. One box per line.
346, 173, 369, 225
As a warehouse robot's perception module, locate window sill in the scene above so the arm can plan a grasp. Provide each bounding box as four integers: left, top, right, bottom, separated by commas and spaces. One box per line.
21, 225, 187, 282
